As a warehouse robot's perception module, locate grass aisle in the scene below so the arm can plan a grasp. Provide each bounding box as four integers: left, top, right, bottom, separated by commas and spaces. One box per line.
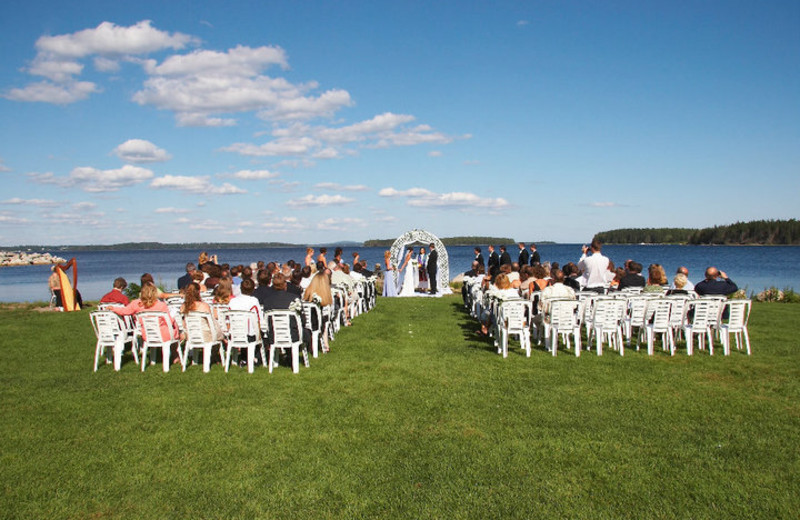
1, 297, 799, 519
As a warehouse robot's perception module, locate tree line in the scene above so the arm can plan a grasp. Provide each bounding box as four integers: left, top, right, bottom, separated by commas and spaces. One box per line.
594, 219, 800, 245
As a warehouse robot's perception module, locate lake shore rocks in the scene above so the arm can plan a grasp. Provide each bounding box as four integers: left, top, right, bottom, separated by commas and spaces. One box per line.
0, 251, 67, 267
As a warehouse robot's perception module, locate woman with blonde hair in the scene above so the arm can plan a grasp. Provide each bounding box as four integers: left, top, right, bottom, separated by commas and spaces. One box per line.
113, 283, 179, 343
381, 250, 399, 297
303, 272, 334, 351
181, 282, 222, 342
644, 264, 668, 293
305, 247, 315, 268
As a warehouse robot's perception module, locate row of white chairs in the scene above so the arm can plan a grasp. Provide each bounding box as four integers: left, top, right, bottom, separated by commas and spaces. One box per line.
90, 278, 378, 373
463, 279, 752, 358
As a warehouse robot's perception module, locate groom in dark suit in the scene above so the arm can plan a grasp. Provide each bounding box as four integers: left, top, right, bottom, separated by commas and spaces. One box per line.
427, 242, 438, 294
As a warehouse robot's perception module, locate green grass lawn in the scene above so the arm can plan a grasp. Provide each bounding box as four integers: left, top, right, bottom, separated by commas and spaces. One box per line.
1, 297, 799, 519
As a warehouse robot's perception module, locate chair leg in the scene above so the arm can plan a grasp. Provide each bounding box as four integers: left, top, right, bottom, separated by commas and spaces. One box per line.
291, 345, 299, 373
203, 347, 212, 373
743, 328, 751, 355
247, 347, 255, 374
268, 346, 275, 373
162, 345, 171, 373
94, 342, 102, 372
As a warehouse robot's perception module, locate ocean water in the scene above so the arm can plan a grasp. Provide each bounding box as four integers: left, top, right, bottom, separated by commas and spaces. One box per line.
1, 244, 798, 303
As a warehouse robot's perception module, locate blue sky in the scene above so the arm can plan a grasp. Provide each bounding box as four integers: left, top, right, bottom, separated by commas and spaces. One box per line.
1, 1, 798, 245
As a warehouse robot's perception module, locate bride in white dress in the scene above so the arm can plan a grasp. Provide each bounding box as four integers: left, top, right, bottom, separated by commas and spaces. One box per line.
397, 249, 417, 297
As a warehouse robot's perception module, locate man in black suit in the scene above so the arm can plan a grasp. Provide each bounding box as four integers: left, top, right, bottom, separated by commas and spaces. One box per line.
529, 244, 541, 265
487, 245, 500, 277
177, 262, 195, 291
257, 272, 307, 346
473, 247, 484, 269
427, 242, 438, 294
518, 242, 529, 267
499, 245, 512, 267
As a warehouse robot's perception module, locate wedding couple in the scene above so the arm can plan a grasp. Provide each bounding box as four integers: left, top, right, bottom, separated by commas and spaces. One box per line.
382, 243, 438, 297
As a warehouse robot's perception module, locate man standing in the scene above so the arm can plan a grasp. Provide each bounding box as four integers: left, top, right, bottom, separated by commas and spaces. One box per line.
518, 242, 529, 267
577, 238, 610, 293
499, 245, 512, 267
529, 244, 541, 266
427, 242, 438, 294
487, 245, 500, 277
474, 247, 485, 269
694, 267, 738, 296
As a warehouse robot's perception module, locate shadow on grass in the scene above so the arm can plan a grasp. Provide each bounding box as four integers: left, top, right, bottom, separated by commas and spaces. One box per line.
449, 301, 501, 354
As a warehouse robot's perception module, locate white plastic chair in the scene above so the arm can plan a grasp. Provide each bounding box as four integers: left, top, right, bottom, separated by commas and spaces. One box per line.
545, 299, 582, 357
224, 310, 264, 373
182, 312, 223, 372
589, 298, 627, 356
263, 310, 309, 374
681, 299, 719, 355
136, 311, 181, 372
623, 296, 649, 348
495, 299, 532, 358
301, 301, 325, 358
90, 310, 138, 371
718, 300, 752, 355
642, 299, 674, 356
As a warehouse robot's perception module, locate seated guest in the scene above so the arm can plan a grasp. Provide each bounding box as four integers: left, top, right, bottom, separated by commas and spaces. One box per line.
618, 261, 646, 290
299, 265, 313, 289
287, 269, 304, 296
257, 272, 301, 312
181, 282, 223, 343
359, 260, 374, 277
213, 278, 233, 305
694, 267, 738, 296
463, 260, 480, 278
177, 263, 195, 291
539, 268, 576, 314
644, 264, 668, 293
666, 273, 690, 296
672, 266, 695, 291
100, 277, 129, 305
113, 284, 180, 347
190, 270, 207, 292
562, 263, 582, 292
477, 274, 518, 336
229, 278, 261, 314
303, 271, 334, 351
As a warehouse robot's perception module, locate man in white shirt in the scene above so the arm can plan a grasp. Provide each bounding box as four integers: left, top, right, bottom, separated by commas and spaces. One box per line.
577, 238, 610, 293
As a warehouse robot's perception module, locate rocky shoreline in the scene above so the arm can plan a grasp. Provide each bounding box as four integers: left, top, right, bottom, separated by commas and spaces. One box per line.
0, 251, 67, 267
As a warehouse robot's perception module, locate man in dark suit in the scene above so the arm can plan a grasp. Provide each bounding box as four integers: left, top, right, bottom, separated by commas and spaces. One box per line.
257, 272, 307, 346
177, 262, 195, 291
427, 242, 438, 294
518, 242, 529, 267
487, 245, 500, 277
499, 245, 512, 266
529, 244, 541, 265
694, 267, 738, 296
474, 247, 484, 269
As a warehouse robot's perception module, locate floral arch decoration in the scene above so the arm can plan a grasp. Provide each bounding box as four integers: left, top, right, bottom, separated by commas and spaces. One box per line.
389, 229, 451, 294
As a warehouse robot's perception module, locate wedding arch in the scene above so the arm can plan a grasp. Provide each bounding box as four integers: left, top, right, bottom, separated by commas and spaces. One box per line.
389, 229, 451, 294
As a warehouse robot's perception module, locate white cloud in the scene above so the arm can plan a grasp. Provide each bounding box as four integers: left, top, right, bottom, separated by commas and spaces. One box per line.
428, 150, 443, 157
225, 112, 459, 159
0, 158, 10, 172
222, 136, 318, 157
132, 45, 352, 127
230, 169, 279, 180
150, 175, 246, 195
28, 164, 155, 191
314, 182, 369, 192
380, 186, 509, 210
35, 20, 197, 59
190, 220, 225, 231
1, 198, 60, 207
588, 202, 625, 208
155, 207, 190, 214
262, 216, 306, 232
0, 214, 31, 225
285, 194, 355, 208
72, 202, 97, 210
517, 20, 530, 27
4, 81, 100, 104
5, 21, 197, 105
112, 139, 172, 163
317, 217, 366, 231
378, 187, 436, 198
